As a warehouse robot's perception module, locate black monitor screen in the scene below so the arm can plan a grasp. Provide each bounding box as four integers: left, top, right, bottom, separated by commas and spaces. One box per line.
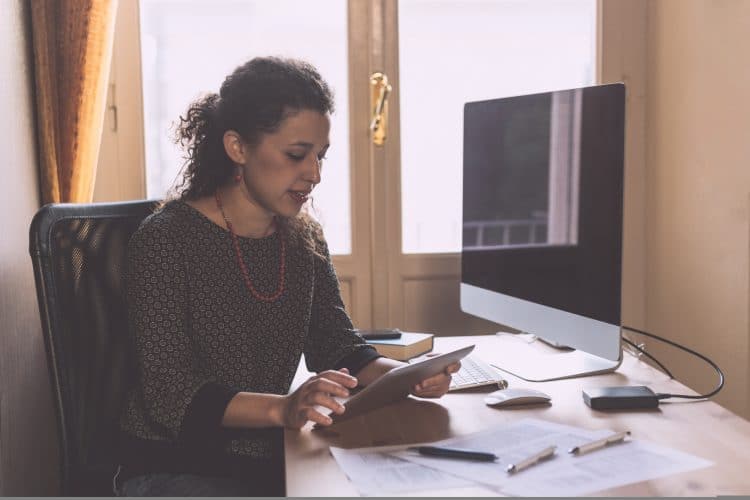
462, 84, 624, 326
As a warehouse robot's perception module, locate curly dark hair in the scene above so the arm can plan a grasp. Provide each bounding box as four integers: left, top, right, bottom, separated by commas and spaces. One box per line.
172, 56, 335, 258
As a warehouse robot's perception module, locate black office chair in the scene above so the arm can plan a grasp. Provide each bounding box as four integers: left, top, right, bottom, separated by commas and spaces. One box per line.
29, 200, 159, 496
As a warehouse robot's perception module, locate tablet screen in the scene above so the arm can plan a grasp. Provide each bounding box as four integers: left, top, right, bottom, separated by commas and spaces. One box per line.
331, 344, 475, 423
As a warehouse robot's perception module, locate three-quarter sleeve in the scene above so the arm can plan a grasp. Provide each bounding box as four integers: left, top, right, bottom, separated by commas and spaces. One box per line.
303, 233, 381, 374
126, 220, 238, 443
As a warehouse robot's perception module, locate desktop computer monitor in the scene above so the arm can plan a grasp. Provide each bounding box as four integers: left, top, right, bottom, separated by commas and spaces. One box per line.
460, 83, 625, 381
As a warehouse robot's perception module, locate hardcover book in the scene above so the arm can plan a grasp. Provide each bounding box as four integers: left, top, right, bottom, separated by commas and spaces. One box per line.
365, 331, 434, 361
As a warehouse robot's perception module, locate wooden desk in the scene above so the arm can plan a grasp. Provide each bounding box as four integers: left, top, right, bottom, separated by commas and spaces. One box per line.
285, 335, 750, 496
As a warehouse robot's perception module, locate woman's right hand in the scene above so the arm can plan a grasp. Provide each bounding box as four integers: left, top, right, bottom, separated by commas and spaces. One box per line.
278, 368, 358, 428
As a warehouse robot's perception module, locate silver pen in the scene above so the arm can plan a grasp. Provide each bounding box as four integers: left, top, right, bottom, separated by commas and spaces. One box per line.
506, 445, 556, 473
568, 430, 631, 456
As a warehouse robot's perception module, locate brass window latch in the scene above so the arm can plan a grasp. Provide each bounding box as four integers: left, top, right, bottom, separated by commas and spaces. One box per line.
370, 72, 392, 146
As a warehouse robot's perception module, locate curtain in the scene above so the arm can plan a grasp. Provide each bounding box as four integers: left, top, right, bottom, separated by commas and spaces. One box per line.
31, 0, 118, 204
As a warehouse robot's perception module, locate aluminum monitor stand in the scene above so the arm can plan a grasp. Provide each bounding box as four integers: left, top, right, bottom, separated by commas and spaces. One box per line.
488, 334, 622, 382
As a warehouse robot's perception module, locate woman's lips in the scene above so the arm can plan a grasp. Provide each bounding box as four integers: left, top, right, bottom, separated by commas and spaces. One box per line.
289, 190, 310, 203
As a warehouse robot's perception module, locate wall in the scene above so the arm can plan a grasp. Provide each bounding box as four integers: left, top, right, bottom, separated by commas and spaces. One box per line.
645, 0, 750, 418
0, 0, 58, 495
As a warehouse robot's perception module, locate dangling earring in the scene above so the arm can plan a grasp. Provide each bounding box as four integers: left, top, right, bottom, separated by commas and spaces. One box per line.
234, 165, 242, 183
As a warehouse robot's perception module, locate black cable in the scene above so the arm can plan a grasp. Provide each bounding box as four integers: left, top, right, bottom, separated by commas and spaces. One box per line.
621, 336, 675, 379
622, 325, 725, 400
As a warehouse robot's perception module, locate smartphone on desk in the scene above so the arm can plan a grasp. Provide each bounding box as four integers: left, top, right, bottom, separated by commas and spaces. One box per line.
356, 329, 402, 340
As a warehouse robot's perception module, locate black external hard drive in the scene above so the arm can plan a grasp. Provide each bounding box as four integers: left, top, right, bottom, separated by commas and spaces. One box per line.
583, 386, 660, 410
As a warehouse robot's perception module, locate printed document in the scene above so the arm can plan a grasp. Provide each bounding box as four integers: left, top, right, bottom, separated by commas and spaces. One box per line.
502, 437, 713, 496
329, 445, 474, 496
390, 418, 711, 496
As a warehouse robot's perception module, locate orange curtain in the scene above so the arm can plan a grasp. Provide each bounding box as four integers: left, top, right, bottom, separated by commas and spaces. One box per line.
31, 0, 118, 204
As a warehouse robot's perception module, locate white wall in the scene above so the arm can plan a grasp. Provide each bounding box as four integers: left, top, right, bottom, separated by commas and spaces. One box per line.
0, 0, 58, 494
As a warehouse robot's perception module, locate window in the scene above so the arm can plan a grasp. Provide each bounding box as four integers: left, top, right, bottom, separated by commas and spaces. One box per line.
100, 0, 633, 331
398, 0, 596, 253
139, 0, 351, 254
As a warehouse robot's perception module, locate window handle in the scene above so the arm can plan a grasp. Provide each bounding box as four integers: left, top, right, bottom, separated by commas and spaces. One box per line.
369, 72, 392, 146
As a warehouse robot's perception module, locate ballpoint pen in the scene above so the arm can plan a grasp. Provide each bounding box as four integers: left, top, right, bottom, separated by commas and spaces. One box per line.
505, 445, 556, 473
568, 430, 631, 456
409, 446, 498, 462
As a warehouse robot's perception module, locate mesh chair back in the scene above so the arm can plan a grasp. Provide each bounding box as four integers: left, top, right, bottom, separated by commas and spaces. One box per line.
29, 200, 159, 495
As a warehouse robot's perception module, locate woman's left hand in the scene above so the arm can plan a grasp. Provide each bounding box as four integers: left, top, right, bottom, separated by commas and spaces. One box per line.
410, 361, 461, 398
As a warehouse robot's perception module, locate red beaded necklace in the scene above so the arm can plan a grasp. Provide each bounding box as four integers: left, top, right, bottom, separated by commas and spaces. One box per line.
215, 191, 286, 302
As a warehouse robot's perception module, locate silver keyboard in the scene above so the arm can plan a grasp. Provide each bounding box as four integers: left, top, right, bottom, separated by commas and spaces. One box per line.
450, 354, 508, 391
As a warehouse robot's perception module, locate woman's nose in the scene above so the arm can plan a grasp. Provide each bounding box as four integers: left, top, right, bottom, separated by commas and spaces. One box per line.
305, 157, 322, 185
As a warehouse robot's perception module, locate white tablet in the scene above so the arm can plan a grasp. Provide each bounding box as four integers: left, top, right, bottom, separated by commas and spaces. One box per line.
331, 344, 475, 423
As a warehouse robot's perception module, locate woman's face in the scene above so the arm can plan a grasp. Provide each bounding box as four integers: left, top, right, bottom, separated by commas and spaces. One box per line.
239, 109, 330, 218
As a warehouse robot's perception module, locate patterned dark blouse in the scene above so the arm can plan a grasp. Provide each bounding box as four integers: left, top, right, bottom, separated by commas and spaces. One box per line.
118, 200, 379, 482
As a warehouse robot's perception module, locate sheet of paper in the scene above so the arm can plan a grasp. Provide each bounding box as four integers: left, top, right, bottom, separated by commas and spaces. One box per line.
330, 445, 475, 496
390, 418, 711, 496
390, 418, 608, 490
503, 438, 713, 496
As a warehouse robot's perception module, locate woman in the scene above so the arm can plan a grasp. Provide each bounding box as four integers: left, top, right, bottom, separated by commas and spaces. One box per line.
115, 56, 459, 497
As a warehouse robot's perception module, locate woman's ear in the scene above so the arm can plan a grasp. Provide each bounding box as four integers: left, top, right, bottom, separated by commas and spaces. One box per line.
223, 130, 246, 164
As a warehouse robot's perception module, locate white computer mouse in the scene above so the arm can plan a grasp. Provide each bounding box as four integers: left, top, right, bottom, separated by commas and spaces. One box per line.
484, 388, 552, 407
